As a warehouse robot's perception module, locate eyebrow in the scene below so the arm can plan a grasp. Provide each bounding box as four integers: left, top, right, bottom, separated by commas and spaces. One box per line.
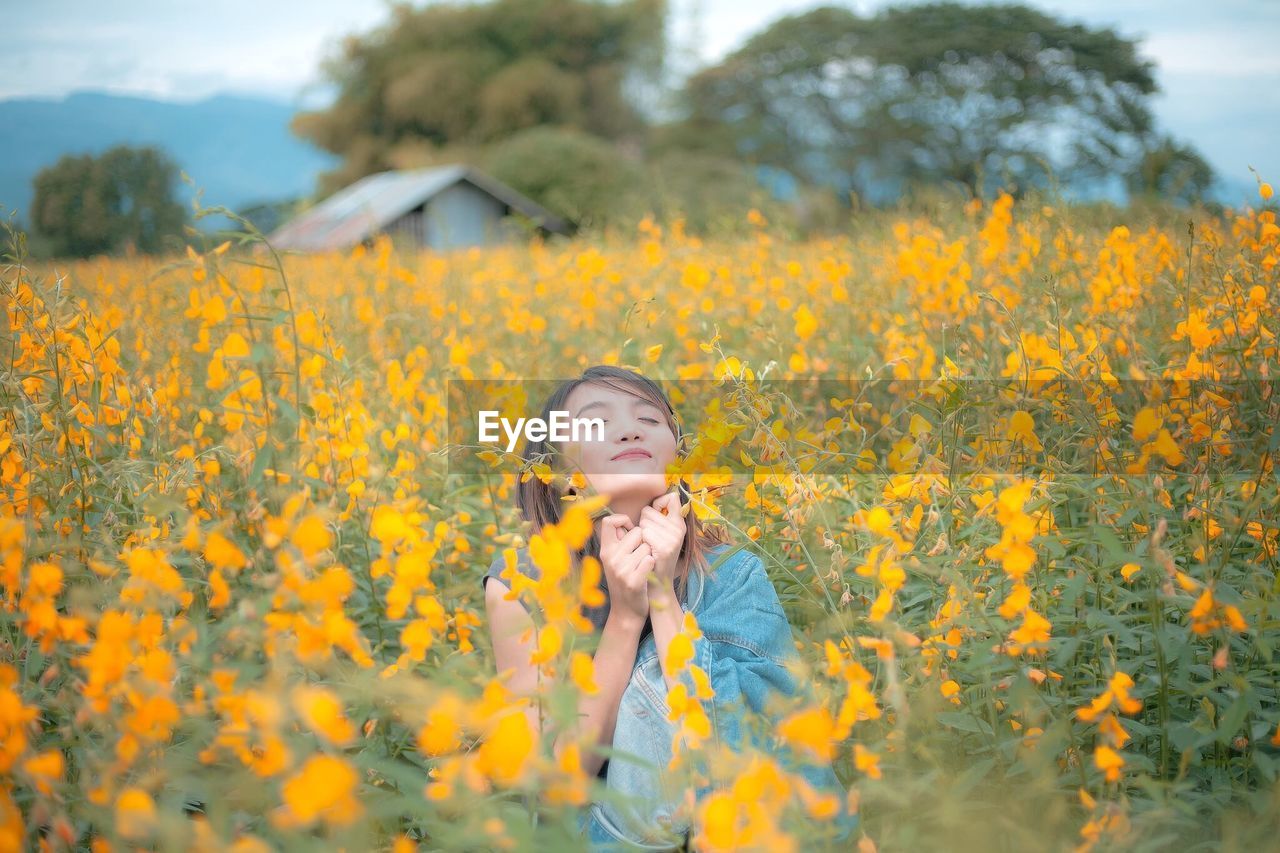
572, 398, 663, 419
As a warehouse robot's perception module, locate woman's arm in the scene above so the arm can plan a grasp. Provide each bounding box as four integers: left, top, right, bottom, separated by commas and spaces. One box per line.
485, 577, 645, 779
648, 585, 684, 692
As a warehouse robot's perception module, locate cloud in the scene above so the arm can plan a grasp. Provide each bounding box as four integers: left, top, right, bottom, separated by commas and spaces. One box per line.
6, 0, 387, 100
1145, 31, 1280, 77
4, 0, 1275, 201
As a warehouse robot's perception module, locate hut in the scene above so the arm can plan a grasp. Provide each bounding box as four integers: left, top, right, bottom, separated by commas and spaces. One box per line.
267, 165, 571, 251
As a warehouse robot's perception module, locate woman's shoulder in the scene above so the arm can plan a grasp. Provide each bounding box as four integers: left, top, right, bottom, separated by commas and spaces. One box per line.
700, 539, 759, 572
698, 541, 772, 596
485, 545, 539, 581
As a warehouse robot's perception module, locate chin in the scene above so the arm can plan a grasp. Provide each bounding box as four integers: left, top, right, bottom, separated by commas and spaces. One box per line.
593, 472, 668, 503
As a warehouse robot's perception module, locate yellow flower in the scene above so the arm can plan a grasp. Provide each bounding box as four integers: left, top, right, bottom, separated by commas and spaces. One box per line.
699, 790, 740, 850
528, 622, 562, 666
776, 706, 837, 761
1078, 671, 1142, 722
545, 740, 591, 806
116, 788, 158, 840
291, 514, 332, 559
570, 652, 599, 696
1151, 428, 1184, 466
0, 787, 22, 850
204, 531, 247, 573
370, 506, 411, 548
475, 711, 537, 787
1007, 608, 1051, 655
208, 569, 230, 611
793, 304, 818, 340
400, 619, 436, 662
22, 749, 64, 795
222, 332, 250, 359
854, 743, 882, 779
869, 588, 894, 622
125, 692, 180, 741
1189, 587, 1248, 635
291, 685, 355, 746
666, 632, 694, 674
1132, 407, 1160, 442
667, 680, 712, 745
418, 693, 466, 756
1093, 744, 1125, 782
277, 755, 362, 828
1006, 410, 1042, 451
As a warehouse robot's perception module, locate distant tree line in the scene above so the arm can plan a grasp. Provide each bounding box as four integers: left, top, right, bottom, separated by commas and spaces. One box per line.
290, 0, 1213, 229
30, 146, 188, 258
28, 0, 1217, 256
672, 3, 1213, 204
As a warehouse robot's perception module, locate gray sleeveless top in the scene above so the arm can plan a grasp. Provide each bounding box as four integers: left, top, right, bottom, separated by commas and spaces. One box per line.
482, 546, 650, 637
482, 546, 656, 782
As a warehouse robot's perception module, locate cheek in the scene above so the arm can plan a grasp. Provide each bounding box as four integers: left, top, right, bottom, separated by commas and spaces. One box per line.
584, 443, 613, 472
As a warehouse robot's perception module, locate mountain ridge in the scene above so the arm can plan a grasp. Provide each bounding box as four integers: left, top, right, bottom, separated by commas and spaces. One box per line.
0, 90, 338, 229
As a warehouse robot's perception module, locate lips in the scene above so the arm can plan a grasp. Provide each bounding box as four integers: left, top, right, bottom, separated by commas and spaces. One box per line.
611, 449, 652, 461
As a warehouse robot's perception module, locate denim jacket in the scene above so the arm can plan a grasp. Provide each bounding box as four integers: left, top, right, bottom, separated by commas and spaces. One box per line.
580, 543, 860, 849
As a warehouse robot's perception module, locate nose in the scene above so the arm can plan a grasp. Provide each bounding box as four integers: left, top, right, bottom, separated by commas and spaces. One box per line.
616, 418, 644, 443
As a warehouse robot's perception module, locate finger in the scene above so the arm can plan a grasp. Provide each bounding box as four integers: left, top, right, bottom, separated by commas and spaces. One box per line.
640, 506, 682, 536
637, 518, 677, 548
602, 514, 634, 541
640, 506, 667, 526
640, 532, 677, 562
603, 513, 633, 528
623, 552, 655, 577
620, 526, 645, 549
622, 545, 653, 574
652, 490, 681, 516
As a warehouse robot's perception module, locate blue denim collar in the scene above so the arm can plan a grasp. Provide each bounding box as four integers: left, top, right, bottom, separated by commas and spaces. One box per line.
685, 542, 741, 615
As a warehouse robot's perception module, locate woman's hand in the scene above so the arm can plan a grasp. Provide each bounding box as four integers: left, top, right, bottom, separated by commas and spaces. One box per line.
638, 490, 686, 604
599, 514, 654, 626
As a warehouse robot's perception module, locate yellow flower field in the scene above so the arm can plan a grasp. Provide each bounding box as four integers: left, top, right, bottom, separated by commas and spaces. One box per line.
3, 187, 1279, 851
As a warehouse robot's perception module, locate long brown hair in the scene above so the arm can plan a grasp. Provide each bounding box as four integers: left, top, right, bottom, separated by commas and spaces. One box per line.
515, 365, 728, 606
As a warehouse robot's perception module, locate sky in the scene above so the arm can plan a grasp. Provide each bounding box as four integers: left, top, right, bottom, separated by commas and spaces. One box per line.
4, 0, 1278, 199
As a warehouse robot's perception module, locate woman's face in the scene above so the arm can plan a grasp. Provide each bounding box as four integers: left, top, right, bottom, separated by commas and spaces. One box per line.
557, 382, 677, 506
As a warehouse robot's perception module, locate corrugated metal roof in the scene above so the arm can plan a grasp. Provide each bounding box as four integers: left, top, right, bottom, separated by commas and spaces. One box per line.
268, 165, 570, 251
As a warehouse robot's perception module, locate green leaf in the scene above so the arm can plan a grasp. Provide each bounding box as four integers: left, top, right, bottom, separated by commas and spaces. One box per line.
1091, 523, 1130, 563
271, 393, 299, 425
1255, 750, 1277, 783
936, 711, 993, 736
1215, 691, 1251, 744
248, 443, 273, 488
1170, 721, 1210, 751
950, 756, 997, 800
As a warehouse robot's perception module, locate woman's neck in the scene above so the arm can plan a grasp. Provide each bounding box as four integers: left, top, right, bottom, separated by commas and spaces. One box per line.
602, 495, 647, 528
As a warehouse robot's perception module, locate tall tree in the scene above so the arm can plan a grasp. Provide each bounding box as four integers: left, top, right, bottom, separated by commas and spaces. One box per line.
677, 3, 1171, 199
1127, 136, 1214, 205
292, 0, 667, 194
30, 145, 187, 258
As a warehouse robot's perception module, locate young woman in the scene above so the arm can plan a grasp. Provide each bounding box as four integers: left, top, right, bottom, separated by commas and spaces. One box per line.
481, 365, 856, 850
